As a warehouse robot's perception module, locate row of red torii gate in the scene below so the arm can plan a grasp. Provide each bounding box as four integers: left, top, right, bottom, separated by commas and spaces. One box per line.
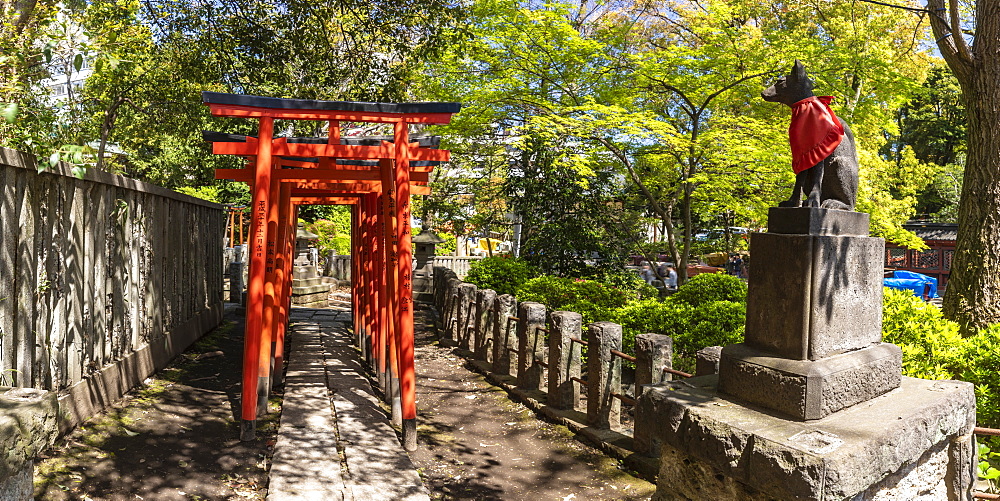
202, 92, 461, 450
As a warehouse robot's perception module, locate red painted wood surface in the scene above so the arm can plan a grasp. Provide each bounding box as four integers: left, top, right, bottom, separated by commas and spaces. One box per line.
241, 116, 274, 431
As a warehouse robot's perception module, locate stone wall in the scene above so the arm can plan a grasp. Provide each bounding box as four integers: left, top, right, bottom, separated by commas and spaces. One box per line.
0, 147, 224, 432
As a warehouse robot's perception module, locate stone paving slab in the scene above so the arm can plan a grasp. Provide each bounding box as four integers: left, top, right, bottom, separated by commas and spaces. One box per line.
267, 307, 430, 501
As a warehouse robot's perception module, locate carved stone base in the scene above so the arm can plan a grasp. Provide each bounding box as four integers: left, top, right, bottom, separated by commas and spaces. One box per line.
637, 376, 975, 501
718, 342, 902, 420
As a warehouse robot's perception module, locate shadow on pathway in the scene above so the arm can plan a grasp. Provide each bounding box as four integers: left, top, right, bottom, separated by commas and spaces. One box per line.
408, 306, 655, 501
34, 308, 279, 501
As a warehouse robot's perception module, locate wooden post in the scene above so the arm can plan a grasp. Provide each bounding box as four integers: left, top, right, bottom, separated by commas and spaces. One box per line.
372, 191, 387, 393
257, 161, 281, 416
394, 121, 418, 451
380, 158, 401, 425
241, 116, 274, 441
272, 183, 292, 389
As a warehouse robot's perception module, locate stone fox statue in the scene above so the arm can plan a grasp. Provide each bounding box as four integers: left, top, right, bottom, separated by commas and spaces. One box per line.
762, 60, 858, 211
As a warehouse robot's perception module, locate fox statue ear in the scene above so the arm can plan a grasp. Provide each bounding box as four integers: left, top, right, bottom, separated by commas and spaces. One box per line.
791, 60, 807, 80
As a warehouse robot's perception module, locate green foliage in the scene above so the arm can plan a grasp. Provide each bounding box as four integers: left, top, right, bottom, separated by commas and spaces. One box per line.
685, 301, 746, 352
465, 254, 538, 294
305, 207, 352, 256
881, 288, 965, 379
979, 442, 1000, 493
174, 185, 221, 203
612, 299, 695, 356
958, 326, 1000, 432
594, 269, 659, 301
881, 288, 1000, 429
434, 231, 457, 256
669, 273, 747, 308
464, 255, 538, 296
516, 275, 629, 325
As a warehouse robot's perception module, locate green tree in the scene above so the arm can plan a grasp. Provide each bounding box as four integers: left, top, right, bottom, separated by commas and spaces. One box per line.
926, 0, 1000, 333
425, 0, 934, 284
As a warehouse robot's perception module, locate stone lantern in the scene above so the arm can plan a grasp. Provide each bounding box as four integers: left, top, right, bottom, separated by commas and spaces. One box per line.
411, 228, 445, 280
294, 224, 319, 268
291, 223, 329, 308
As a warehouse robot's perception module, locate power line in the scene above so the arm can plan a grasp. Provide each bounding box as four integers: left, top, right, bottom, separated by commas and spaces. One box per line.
855, 0, 931, 14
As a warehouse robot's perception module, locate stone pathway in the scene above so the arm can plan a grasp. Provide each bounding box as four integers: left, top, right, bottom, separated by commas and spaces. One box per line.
268, 307, 429, 501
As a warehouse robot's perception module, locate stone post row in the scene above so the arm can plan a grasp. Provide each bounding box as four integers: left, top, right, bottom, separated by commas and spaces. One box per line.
587, 321, 622, 430
635, 333, 673, 393
490, 295, 517, 376
547, 311, 583, 410
515, 302, 546, 390
474, 289, 496, 361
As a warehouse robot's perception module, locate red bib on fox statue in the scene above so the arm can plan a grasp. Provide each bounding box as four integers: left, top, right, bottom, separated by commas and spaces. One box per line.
788, 96, 844, 174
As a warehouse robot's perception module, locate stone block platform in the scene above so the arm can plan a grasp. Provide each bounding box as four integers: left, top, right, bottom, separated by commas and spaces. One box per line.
639, 375, 976, 500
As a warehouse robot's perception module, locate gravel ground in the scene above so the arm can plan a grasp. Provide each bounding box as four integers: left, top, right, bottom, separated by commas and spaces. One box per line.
408, 306, 655, 501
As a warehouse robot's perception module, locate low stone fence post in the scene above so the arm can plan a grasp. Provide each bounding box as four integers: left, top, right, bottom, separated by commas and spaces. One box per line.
635, 334, 672, 391
491, 295, 518, 375
547, 311, 582, 410
474, 289, 496, 361
515, 302, 546, 390
587, 322, 622, 430
457, 283, 478, 350
0, 388, 58, 501
696, 346, 723, 376
228, 261, 245, 303
443, 277, 462, 341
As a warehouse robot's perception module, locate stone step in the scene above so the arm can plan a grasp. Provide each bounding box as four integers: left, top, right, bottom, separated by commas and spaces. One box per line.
293, 266, 319, 279
292, 284, 330, 295
293, 278, 324, 288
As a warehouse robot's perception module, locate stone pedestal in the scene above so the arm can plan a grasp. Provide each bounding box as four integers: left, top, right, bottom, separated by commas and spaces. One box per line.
291, 265, 330, 308
718, 208, 900, 420
636, 207, 977, 500
640, 376, 975, 501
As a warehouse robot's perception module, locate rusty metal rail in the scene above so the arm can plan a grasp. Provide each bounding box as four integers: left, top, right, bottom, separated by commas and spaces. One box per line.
663, 367, 693, 378
610, 349, 636, 363
570, 337, 588, 347
570, 376, 588, 387
612, 393, 636, 406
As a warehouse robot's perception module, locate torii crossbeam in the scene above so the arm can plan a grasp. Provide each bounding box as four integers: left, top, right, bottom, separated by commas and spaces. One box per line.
202, 92, 460, 450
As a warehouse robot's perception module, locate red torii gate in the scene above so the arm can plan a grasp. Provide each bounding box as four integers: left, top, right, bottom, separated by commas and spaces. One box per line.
202, 92, 460, 449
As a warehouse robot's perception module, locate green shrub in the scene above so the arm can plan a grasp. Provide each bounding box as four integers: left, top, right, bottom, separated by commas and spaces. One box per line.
882, 288, 965, 380
670, 273, 747, 307
306, 214, 351, 255
595, 269, 659, 300
612, 299, 694, 355
516, 275, 629, 325
881, 288, 1000, 430
464, 255, 538, 296
434, 231, 457, 256
681, 300, 746, 354
959, 325, 1000, 430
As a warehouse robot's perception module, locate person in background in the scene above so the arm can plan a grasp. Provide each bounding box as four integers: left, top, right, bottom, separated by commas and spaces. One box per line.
665, 265, 678, 289
640, 265, 655, 284
733, 254, 744, 278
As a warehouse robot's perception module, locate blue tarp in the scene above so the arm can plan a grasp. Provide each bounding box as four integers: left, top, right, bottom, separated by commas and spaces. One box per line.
884, 270, 938, 300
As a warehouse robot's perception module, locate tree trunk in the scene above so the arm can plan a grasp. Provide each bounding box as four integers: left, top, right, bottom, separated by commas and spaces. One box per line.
942, 69, 1000, 334
927, 0, 1000, 334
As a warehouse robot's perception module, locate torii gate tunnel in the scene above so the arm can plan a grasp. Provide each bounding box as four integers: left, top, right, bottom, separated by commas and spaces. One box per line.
202, 92, 461, 450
